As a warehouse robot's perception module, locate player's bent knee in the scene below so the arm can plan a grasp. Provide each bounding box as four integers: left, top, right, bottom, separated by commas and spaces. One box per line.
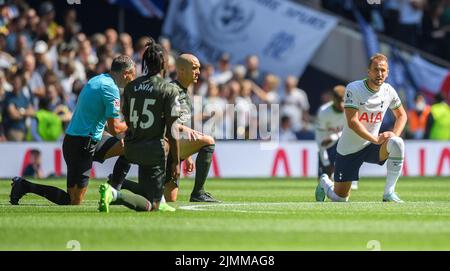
203, 135, 215, 146
387, 136, 404, 158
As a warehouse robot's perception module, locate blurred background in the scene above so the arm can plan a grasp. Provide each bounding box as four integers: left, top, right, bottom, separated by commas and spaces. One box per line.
0, 0, 449, 179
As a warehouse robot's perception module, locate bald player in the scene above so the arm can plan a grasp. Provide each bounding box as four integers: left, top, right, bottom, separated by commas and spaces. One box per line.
120, 53, 219, 202
165, 54, 219, 202
314, 85, 359, 193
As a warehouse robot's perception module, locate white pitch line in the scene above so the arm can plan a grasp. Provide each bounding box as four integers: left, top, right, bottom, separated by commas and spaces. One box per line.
178, 201, 450, 214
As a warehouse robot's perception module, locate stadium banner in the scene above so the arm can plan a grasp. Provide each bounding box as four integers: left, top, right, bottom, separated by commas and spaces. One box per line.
409, 55, 450, 103
0, 141, 449, 178
162, 0, 338, 78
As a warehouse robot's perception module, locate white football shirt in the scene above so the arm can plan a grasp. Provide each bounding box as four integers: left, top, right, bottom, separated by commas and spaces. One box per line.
315, 101, 345, 165
315, 101, 345, 149
337, 79, 402, 155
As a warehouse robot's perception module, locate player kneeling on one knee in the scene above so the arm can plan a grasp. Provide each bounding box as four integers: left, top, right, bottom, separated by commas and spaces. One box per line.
315, 53, 407, 203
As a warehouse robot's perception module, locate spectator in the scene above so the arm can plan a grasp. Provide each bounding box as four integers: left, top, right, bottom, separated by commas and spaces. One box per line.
58, 42, 86, 81
0, 69, 12, 93
278, 115, 297, 141
203, 80, 227, 139
63, 9, 81, 42
33, 40, 51, 77
421, 0, 448, 58
0, 31, 15, 69
34, 17, 49, 42
104, 28, 119, 54
25, 8, 39, 39
2, 70, 35, 141
232, 64, 246, 83
39, 1, 59, 41
29, 97, 64, 142
211, 53, 233, 85
119, 32, 133, 57
240, 80, 258, 138
281, 75, 310, 132
22, 52, 45, 105
21, 149, 44, 179
251, 73, 280, 106
396, 0, 426, 47
425, 93, 450, 140
76, 39, 97, 76
90, 32, 107, 53
133, 36, 153, 76
59, 58, 77, 99
244, 54, 263, 86
249, 74, 280, 140
13, 32, 30, 63
407, 93, 430, 139
158, 36, 176, 79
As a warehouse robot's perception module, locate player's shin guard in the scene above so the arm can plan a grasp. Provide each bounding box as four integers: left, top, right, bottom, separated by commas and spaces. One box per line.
193, 144, 215, 195
385, 137, 404, 195
110, 156, 131, 190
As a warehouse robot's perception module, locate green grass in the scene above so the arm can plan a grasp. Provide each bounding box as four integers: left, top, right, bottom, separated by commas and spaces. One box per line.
0, 177, 449, 251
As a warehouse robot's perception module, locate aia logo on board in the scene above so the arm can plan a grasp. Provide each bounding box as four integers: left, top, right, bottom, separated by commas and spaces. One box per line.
359, 112, 382, 123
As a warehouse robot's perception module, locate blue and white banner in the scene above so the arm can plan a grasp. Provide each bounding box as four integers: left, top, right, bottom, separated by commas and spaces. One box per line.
162, 0, 337, 79
108, 0, 164, 19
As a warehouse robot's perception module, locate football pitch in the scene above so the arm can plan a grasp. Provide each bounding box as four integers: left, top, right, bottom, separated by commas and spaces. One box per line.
0, 177, 449, 251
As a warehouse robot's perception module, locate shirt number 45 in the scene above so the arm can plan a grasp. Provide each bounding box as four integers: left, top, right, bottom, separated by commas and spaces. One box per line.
129, 98, 156, 129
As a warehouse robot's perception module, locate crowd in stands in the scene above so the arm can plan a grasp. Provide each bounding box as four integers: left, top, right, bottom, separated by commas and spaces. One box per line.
0, 0, 449, 143
319, 0, 450, 62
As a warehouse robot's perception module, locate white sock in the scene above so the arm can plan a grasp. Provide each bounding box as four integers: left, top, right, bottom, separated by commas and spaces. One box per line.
385, 159, 403, 195
111, 187, 118, 201
320, 174, 348, 202
385, 137, 404, 195
160, 195, 166, 203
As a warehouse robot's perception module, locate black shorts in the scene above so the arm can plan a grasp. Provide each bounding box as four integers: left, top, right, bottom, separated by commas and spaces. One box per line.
334, 143, 387, 182
124, 139, 165, 166
63, 133, 119, 188
93, 134, 120, 163
318, 143, 338, 177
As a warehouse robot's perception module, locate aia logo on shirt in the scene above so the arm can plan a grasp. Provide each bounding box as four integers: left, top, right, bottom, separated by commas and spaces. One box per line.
359, 112, 382, 123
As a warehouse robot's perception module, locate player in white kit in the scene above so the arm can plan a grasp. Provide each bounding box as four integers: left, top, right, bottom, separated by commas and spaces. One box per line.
315, 53, 407, 202
315, 85, 358, 193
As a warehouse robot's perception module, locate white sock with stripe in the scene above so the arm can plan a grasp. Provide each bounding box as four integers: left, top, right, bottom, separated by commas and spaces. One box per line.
385, 137, 405, 195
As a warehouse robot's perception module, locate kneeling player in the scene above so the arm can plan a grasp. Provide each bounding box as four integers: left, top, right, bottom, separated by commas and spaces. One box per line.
316, 54, 407, 202
314, 85, 357, 200
98, 43, 180, 212
10, 55, 135, 206
120, 53, 219, 203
